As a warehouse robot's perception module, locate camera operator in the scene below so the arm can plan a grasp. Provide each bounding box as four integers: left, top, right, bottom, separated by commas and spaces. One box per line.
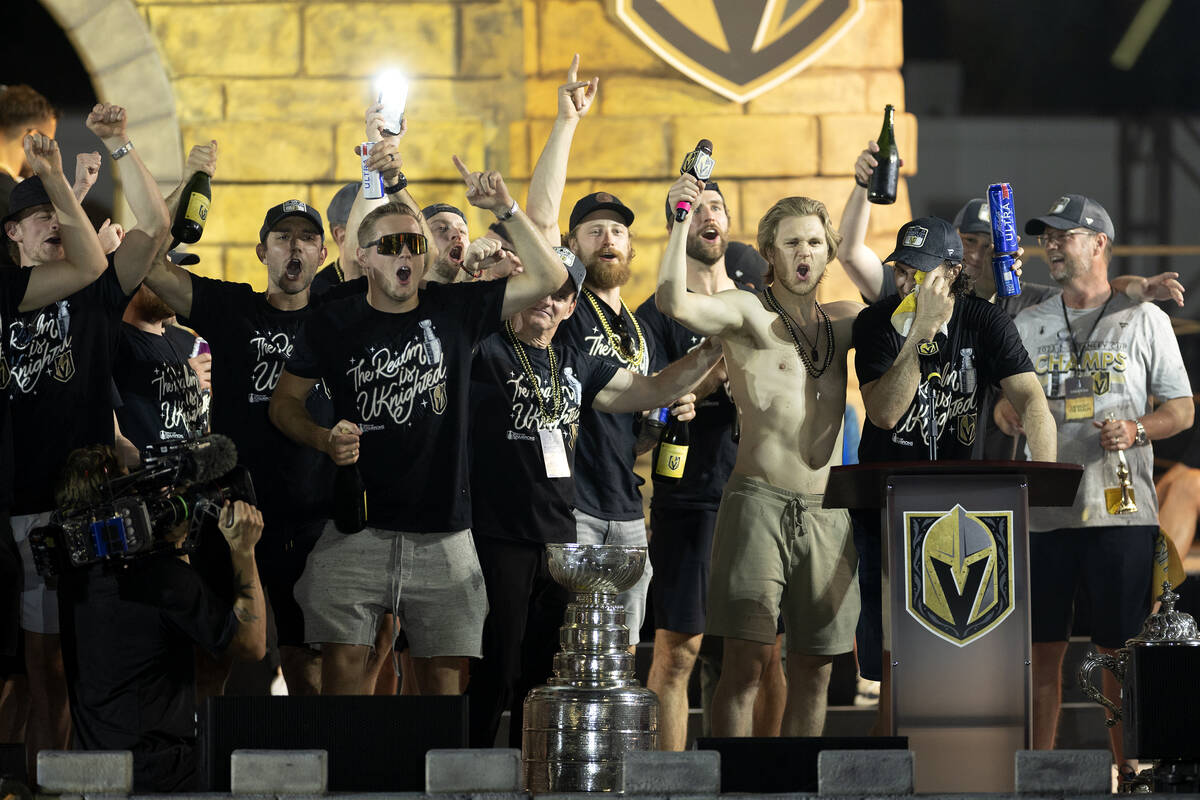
53, 444, 265, 793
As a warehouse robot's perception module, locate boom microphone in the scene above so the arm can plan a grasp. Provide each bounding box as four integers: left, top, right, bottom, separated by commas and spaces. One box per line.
179, 434, 239, 483
675, 139, 715, 222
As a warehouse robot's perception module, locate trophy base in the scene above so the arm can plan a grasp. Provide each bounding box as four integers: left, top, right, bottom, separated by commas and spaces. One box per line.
1105, 486, 1138, 514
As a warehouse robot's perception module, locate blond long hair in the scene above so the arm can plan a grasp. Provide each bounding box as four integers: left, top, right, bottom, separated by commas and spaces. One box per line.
756, 197, 841, 285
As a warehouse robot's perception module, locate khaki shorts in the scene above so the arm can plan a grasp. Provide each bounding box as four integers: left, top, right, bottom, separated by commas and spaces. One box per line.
706, 475, 859, 655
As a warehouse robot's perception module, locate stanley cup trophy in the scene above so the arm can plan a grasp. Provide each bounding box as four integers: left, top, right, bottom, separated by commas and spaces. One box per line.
522, 544, 658, 792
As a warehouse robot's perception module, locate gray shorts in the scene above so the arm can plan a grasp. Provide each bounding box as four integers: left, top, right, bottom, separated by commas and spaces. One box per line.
574, 509, 652, 646
706, 475, 859, 655
294, 523, 487, 658
13, 511, 57, 635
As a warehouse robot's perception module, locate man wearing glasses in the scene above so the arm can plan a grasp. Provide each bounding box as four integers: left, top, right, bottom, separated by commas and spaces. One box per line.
270, 159, 568, 697
998, 195, 1192, 771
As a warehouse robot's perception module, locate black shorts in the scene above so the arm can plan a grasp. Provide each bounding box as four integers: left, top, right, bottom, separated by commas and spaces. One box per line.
648, 506, 718, 635
256, 517, 325, 648
1030, 525, 1156, 649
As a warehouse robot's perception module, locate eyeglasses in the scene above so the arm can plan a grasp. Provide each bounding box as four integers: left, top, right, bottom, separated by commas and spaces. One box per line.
366, 232, 427, 256
1036, 229, 1093, 248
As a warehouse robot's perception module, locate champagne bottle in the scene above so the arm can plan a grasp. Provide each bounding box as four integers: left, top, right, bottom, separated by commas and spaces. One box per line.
170, 171, 212, 248
333, 464, 367, 534
868, 104, 899, 205
654, 412, 690, 484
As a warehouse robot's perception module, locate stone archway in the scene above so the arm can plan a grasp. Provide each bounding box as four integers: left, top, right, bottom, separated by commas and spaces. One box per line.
38, 0, 182, 220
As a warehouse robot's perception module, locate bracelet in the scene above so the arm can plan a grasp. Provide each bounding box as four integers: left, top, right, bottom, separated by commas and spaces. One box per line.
383, 172, 408, 194
494, 199, 518, 221
1133, 419, 1148, 446
855, 177, 869, 189
110, 141, 134, 161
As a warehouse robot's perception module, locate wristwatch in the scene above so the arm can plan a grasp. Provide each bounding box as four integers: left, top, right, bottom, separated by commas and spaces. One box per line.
1133, 419, 1148, 446
383, 172, 408, 194
110, 141, 135, 161
494, 199, 518, 221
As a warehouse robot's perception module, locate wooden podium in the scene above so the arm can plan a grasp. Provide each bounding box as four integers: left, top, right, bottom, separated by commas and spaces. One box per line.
826, 461, 1083, 792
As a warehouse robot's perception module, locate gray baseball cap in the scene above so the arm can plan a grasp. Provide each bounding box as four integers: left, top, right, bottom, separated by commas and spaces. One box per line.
1024, 194, 1115, 240
952, 198, 992, 236
325, 182, 358, 227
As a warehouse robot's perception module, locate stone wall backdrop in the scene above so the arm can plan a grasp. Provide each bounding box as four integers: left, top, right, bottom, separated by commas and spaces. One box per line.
45, 0, 914, 413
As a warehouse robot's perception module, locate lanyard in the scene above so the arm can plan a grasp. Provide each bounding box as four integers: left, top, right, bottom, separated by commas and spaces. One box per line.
1060, 289, 1112, 377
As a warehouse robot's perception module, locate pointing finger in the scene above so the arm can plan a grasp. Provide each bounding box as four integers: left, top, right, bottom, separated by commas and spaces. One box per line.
567, 53, 579, 83
452, 154, 471, 180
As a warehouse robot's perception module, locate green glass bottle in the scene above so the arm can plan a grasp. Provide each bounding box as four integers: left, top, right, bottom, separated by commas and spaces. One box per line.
868, 105, 899, 205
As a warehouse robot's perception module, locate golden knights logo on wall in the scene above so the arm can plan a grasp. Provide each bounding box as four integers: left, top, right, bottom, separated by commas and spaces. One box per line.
904, 505, 1014, 647
608, 0, 865, 103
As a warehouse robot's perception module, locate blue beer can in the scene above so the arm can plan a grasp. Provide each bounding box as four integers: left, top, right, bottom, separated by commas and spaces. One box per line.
992, 254, 1021, 298
987, 182, 1021, 297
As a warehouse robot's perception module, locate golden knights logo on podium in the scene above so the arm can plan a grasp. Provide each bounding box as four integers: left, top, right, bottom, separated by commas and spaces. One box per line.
904, 505, 1014, 647
608, 0, 865, 103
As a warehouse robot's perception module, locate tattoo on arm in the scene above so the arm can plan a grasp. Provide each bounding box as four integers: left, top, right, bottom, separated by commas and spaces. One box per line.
233, 570, 255, 601
234, 606, 260, 624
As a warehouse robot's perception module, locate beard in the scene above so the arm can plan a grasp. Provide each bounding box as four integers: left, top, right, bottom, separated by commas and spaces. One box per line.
686, 230, 728, 266
583, 248, 632, 290
132, 288, 175, 322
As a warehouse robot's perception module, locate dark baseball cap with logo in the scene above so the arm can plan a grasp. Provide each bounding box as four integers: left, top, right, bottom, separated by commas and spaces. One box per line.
569, 191, 635, 231
952, 198, 991, 235
1024, 194, 1115, 240
554, 246, 586, 296
2, 176, 51, 228
884, 217, 963, 272
259, 199, 324, 243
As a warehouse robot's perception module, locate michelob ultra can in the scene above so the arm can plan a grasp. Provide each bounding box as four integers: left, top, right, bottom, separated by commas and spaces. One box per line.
987, 182, 1021, 297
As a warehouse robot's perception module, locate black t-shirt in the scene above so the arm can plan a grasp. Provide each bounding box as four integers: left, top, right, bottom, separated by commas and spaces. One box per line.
635, 285, 752, 510
113, 323, 209, 451
558, 292, 661, 521
470, 332, 617, 544
8, 263, 131, 514
0, 173, 16, 266
288, 280, 506, 532
0, 269, 31, 510
853, 293, 1033, 463
184, 276, 337, 522
58, 555, 237, 793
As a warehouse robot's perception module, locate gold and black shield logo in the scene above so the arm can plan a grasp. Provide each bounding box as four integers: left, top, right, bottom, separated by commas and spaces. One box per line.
1093, 371, 1110, 395
0, 356, 9, 389
917, 340, 939, 356
430, 382, 448, 415
608, 0, 865, 103
904, 505, 1014, 647
956, 413, 976, 446
51, 351, 75, 383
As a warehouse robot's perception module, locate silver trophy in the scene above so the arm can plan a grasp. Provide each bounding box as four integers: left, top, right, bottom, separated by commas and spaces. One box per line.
522, 544, 658, 792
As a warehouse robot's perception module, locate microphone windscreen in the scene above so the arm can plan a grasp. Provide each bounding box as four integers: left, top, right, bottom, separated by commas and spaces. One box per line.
184, 434, 239, 483
697, 139, 713, 154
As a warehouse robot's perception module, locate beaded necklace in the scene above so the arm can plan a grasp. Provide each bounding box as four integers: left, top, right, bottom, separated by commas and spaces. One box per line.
582, 288, 645, 366
764, 286, 835, 379
504, 320, 563, 426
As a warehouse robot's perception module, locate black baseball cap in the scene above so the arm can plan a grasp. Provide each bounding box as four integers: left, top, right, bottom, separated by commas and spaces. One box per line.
664, 178, 725, 224
569, 191, 635, 231
421, 203, 467, 223
1024, 194, 1115, 240
167, 249, 200, 267
884, 217, 963, 272
325, 182, 358, 227
259, 199, 324, 243
2, 176, 50, 228
952, 198, 992, 235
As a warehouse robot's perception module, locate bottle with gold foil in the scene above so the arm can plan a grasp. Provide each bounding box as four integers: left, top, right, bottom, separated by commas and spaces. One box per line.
170, 171, 211, 249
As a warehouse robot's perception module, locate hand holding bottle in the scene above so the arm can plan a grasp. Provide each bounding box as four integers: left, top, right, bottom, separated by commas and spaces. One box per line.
326, 420, 362, 465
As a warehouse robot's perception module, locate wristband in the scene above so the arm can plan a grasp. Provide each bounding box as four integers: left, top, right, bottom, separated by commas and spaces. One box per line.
110, 141, 134, 161
855, 177, 869, 189
1133, 419, 1148, 446
383, 172, 408, 194
494, 199, 518, 221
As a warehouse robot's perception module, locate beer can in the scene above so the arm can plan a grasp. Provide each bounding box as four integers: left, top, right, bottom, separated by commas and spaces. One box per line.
992, 254, 1021, 298
987, 182, 1019, 255
360, 141, 383, 200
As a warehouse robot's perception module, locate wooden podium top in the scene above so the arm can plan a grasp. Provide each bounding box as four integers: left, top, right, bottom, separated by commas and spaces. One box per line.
824, 460, 1084, 509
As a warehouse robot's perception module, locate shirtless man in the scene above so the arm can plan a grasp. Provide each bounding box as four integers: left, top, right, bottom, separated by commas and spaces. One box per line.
655, 176, 860, 736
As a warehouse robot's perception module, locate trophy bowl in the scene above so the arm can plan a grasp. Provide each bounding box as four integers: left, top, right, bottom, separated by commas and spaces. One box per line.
546, 543, 646, 594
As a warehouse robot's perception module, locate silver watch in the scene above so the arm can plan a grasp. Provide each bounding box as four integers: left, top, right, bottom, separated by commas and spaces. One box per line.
1133, 419, 1148, 446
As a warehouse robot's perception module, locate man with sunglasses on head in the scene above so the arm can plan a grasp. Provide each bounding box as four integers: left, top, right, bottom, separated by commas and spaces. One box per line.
995, 195, 1191, 775
270, 157, 568, 698
143, 143, 341, 697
